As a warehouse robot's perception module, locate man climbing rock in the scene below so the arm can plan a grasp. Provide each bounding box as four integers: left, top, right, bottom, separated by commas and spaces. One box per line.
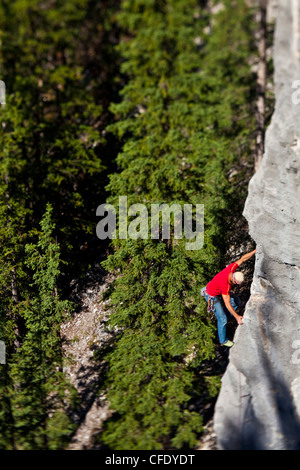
202, 249, 256, 347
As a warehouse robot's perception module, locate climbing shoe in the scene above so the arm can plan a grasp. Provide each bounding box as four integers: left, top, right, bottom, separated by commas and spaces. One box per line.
222, 340, 234, 348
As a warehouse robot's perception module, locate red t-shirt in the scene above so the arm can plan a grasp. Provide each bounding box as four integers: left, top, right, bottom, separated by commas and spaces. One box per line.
206, 262, 238, 297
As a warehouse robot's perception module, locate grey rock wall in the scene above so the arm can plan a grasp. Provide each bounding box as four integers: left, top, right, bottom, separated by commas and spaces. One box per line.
213, 0, 300, 450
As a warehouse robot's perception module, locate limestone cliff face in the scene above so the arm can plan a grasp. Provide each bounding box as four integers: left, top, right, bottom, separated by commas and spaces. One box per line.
213, 0, 300, 450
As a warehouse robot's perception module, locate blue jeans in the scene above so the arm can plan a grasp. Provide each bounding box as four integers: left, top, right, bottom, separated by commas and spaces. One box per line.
204, 292, 241, 344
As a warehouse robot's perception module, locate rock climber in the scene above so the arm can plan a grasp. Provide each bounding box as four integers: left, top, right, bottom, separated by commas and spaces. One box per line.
201, 248, 256, 347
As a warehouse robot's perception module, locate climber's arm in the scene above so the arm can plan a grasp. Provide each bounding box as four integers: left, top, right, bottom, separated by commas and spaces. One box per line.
222, 294, 244, 325
236, 248, 256, 266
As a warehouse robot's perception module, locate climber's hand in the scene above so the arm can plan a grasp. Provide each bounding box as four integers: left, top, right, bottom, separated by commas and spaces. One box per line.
236, 315, 244, 325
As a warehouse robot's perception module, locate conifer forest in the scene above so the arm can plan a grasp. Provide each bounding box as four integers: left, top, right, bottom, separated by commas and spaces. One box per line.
0, 0, 273, 451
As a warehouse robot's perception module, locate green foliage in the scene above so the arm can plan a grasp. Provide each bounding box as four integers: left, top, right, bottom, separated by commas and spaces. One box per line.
98, 0, 257, 449
0, 0, 120, 448
0, 0, 120, 261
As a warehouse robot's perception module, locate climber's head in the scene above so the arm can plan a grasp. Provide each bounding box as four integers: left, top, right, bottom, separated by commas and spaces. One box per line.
233, 271, 244, 285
